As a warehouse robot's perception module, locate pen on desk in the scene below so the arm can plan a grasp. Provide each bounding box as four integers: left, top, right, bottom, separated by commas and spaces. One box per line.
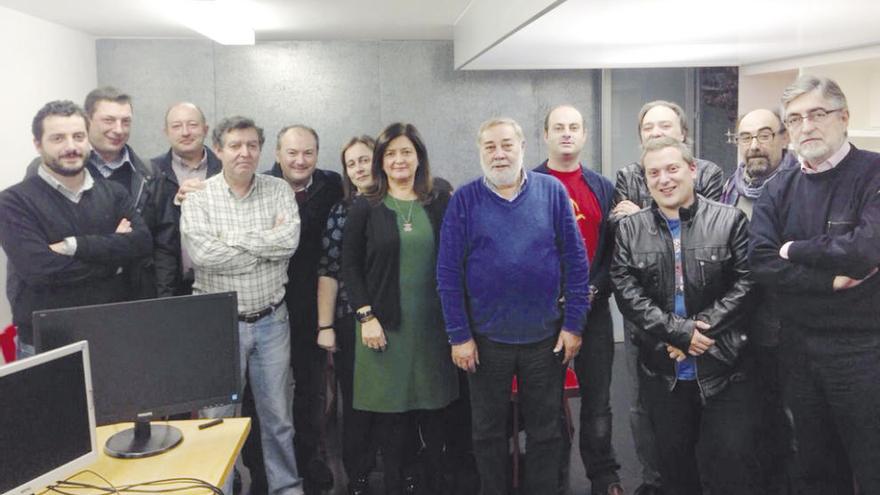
199, 418, 224, 430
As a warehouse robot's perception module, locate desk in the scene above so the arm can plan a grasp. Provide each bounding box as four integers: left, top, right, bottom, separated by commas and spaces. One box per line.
82, 418, 250, 490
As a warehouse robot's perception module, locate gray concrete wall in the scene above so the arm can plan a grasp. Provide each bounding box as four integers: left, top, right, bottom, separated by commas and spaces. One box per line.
96, 40, 602, 186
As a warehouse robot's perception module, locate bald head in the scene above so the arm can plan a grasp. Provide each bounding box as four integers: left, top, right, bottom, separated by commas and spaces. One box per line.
737, 108, 788, 179
164, 102, 209, 161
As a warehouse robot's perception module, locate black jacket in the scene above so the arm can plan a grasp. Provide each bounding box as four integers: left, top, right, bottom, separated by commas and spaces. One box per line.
611, 196, 753, 398
151, 147, 223, 295
267, 166, 344, 333
342, 191, 450, 331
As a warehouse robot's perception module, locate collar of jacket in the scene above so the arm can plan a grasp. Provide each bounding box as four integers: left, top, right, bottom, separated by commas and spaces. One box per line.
650, 192, 701, 224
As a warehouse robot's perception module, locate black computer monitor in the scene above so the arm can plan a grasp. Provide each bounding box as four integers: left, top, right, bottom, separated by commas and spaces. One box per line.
33, 292, 240, 459
1, 341, 98, 495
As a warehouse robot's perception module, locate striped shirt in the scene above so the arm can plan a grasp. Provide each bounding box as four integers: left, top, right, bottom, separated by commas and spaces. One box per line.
180, 172, 301, 313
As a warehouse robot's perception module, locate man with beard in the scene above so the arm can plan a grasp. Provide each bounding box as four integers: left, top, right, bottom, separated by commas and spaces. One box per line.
722, 108, 794, 493
750, 75, 880, 494
0, 100, 152, 358
437, 117, 590, 495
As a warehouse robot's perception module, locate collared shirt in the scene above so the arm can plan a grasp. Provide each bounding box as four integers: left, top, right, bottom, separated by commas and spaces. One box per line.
799, 141, 851, 174
90, 147, 133, 178
180, 173, 301, 314
36, 165, 97, 256
171, 148, 209, 185
482, 169, 528, 202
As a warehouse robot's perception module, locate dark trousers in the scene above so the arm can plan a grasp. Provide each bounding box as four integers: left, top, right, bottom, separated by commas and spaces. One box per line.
642, 373, 760, 495
336, 315, 378, 483
753, 344, 794, 494
572, 300, 621, 493
373, 409, 448, 495
781, 325, 880, 495
469, 335, 565, 495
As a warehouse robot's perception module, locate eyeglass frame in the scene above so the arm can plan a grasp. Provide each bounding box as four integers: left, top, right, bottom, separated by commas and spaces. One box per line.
735, 128, 781, 146
783, 108, 844, 129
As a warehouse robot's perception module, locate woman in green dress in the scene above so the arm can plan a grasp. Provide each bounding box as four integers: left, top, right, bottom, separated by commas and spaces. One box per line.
342, 122, 458, 495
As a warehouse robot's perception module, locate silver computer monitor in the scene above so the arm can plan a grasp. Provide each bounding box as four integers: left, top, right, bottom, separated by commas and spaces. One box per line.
0, 341, 97, 495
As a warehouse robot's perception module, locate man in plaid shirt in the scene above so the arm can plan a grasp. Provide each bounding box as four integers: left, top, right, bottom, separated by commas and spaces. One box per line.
181, 116, 303, 495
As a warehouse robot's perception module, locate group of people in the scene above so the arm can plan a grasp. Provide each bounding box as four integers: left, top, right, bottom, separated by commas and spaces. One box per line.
1, 73, 878, 495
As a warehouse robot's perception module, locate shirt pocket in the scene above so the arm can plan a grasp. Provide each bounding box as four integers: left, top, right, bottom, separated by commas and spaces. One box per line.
630, 251, 664, 295
692, 246, 731, 289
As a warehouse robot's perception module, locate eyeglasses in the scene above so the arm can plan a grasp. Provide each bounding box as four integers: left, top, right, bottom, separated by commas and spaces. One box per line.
736, 130, 777, 146
784, 108, 843, 129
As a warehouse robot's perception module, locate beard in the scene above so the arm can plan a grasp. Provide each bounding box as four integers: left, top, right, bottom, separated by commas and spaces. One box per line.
744, 154, 771, 179
44, 153, 86, 177
481, 158, 523, 189
796, 140, 831, 163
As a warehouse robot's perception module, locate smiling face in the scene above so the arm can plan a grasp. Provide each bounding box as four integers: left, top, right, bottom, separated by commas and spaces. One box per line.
276, 127, 318, 189
785, 89, 849, 166
643, 145, 697, 218
165, 103, 208, 159
35, 114, 91, 177
640, 105, 685, 143
215, 127, 261, 184
382, 135, 418, 184
479, 123, 524, 188
88, 100, 132, 161
544, 106, 586, 161
344, 142, 374, 193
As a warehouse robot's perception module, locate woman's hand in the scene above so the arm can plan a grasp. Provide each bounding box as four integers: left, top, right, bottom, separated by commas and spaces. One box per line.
361, 318, 387, 351
317, 328, 337, 352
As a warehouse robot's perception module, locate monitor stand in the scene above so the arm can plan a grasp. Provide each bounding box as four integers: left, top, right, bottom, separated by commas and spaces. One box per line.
104, 412, 183, 459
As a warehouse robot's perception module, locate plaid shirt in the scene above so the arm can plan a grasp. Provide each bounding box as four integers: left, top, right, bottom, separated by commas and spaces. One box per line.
180, 173, 300, 313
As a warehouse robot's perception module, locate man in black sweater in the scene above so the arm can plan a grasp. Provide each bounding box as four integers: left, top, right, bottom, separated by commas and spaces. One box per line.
749, 75, 880, 494
0, 100, 152, 359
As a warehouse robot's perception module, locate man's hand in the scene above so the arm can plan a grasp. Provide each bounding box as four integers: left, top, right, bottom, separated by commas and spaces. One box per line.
666, 344, 687, 362
361, 318, 387, 352
317, 328, 336, 352
612, 200, 641, 217
554, 329, 582, 365
833, 267, 879, 291
115, 218, 132, 234
688, 320, 715, 356
452, 339, 480, 373
175, 178, 206, 204
274, 212, 286, 228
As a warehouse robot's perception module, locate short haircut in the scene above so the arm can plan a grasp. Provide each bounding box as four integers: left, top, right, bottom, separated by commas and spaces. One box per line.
84, 86, 132, 118
543, 104, 585, 132
212, 116, 265, 149
32, 100, 89, 142
477, 117, 525, 147
637, 100, 689, 143
164, 102, 207, 127
339, 135, 376, 202
370, 122, 434, 204
780, 75, 848, 118
276, 124, 320, 151
736, 109, 786, 134
640, 135, 695, 166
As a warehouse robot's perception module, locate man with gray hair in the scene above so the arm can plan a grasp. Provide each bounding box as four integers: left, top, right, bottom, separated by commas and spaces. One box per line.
750, 75, 880, 494
181, 116, 303, 495
437, 117, 590, 494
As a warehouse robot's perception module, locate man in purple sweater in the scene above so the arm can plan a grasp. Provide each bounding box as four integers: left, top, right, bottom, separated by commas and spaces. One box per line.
437, 117, 591, 495
749, 75, 880, 494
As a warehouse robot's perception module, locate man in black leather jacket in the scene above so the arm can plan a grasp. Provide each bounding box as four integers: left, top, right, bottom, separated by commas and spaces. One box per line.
612, 137, 757, 495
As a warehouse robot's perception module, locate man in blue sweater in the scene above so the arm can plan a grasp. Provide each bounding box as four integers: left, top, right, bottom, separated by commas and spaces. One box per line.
750, 75, 880, 494
437, 117, 591, 495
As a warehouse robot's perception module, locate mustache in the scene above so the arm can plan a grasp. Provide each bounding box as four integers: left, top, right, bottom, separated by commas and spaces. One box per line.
746, 151, 769, 160
60, 151, 84, 159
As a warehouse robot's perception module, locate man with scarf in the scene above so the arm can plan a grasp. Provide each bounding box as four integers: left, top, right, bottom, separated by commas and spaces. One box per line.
722, 107, 794, 492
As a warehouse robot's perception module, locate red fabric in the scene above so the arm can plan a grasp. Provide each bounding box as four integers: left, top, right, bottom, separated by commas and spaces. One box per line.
511, 367, 579, 394
548, 167, 601, 263
1, 325, 17, 363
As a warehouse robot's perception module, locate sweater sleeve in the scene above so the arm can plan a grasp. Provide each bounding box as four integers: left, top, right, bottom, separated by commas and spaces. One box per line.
317, 202, 345, 280
555, 183, 591, 334
436, 190, 474, 344
73, 184, 153, 263
341, 198, 372, 312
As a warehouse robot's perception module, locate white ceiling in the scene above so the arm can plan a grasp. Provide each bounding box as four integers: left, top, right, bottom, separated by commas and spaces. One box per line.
0, 0, 472, 40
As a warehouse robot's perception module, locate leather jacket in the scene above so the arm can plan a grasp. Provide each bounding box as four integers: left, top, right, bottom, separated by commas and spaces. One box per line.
611, 195, 753, 399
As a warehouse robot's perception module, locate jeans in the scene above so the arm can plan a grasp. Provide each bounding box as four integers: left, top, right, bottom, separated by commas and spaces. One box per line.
572, 300, 621, 493
781, 325, 880, 495
623, 319, 662, 487
16, 340, 35, 360
469, 335, 565, 495
642, 372, 760, 495
202, 303, 302, 495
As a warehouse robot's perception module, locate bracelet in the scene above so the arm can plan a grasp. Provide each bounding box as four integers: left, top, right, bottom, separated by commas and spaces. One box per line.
356, 309, 375, 323
318, 324, 334, 331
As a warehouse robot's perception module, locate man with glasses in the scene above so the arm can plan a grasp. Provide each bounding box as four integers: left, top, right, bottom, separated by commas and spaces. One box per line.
722, 108, 795, 492
750, 75, 880, 494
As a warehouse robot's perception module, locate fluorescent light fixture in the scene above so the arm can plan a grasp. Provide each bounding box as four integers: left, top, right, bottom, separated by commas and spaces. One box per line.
176, 0, 255, 45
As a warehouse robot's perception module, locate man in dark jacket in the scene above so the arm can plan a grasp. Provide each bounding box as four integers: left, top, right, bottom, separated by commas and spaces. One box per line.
534, 105, 621, 495
612, 137, 756, 495
609, 100, 724, 495
267, 124, 342, 494
750, 75, 880, 494
151, 102, 222, 296
0, 100, 152, 359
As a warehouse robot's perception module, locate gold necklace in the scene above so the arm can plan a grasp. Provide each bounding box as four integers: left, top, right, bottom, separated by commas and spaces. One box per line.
391, 197, 416, 232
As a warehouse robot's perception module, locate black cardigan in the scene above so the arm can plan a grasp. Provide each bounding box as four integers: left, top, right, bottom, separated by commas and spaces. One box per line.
341, 191, 449, 330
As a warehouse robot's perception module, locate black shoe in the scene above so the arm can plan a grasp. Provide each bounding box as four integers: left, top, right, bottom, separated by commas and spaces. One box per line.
349, 476, 371, 495
633, 483, 663, 495
403, 475, 418, 495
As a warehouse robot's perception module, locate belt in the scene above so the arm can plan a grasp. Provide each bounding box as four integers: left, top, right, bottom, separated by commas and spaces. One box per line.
238, 300, 283, 323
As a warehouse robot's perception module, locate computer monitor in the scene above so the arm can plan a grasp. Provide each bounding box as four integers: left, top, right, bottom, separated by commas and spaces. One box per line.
33, 292, 241, 459
0, 341, 98, 495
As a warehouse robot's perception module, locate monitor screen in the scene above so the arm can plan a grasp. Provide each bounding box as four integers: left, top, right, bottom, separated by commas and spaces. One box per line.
0, 341, 97, 495
33, 292, 240, 426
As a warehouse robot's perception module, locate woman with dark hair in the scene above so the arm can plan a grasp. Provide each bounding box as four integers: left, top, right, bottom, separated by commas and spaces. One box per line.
316, 135, 379, 495
342, 123, 458, 495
